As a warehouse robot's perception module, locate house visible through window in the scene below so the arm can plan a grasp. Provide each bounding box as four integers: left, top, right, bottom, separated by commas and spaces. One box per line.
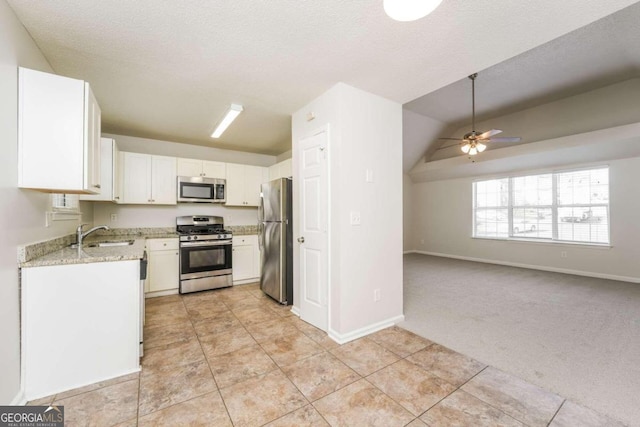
473, 167, 609, 245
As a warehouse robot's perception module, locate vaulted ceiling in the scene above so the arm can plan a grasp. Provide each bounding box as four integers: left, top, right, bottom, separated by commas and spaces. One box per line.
8, 0, 638, 157
404, 1, 640, 167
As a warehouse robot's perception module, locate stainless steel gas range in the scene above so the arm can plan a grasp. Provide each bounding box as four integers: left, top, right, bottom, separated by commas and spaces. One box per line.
177, 215, 233, 294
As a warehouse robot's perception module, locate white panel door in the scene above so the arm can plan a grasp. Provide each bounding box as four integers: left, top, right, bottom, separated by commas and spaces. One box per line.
232, 243, 254, 281
148, 250, 179, 292
298, 130, 328, 331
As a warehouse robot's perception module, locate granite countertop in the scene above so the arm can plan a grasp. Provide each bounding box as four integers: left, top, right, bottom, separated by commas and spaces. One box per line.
19, 225, 258, 268
20, 237, 147, 268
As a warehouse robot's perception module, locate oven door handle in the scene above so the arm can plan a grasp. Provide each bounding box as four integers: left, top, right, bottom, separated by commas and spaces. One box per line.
180, 240, 232, 248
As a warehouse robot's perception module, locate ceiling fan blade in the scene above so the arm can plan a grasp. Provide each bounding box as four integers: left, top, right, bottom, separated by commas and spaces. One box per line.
477, 129, 502, 139
487, 137, 522, 143
437, 137, 463, 140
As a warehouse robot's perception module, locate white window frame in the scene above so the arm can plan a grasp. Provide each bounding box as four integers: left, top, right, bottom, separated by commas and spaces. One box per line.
472, 166, 610, 246
47, 194, 82, 225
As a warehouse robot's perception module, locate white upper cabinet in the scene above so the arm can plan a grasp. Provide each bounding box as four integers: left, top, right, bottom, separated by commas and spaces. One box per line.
80, 138, 118, 202
122, 152, 176, 205
18, 67, 101, 194
225, 163, 268, 206
177, 158, 226, 178
268, 158, 292, 181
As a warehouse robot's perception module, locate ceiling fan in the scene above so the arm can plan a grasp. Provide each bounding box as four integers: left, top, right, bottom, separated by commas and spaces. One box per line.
439, 73, 521, 155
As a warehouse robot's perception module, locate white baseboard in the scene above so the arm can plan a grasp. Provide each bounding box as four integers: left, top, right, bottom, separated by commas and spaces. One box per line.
11, 388, 26, 406
233, 278, 260, 286
145, 289, 178, 298
290, 305, 300, 317
410, 250, 640, 284
328, 314, 405, 345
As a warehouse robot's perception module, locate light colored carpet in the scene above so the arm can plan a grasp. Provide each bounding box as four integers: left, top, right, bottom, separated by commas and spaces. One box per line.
401, 253, 640, 427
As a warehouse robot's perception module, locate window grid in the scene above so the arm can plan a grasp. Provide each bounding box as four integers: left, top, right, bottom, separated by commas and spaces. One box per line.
473, 167, 609, 245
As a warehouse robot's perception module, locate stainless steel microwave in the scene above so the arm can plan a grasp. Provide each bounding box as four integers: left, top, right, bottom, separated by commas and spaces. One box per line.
177, 176, 226, 203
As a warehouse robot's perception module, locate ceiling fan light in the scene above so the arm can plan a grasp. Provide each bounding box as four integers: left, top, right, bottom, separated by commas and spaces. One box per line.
476, 142, 486, 152
461, 143, 470, 154
469, 146, 478, 155
383, 0, 443, 21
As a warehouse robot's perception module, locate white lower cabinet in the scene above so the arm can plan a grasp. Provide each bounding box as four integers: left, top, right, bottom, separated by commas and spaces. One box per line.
232, 235, 261, 283
21, 260, 140, 400
146, 238, 179, 296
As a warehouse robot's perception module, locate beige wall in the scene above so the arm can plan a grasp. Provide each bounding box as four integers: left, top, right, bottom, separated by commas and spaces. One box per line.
292, 83, 404, 340
403, 173, 413, 252
409, 156, 640, 281
0, 0, 93, 404
104, 133, 276, 166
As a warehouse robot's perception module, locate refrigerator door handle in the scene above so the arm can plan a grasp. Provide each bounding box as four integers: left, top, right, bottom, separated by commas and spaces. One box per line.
258, 221, 264, 251
258, 191, 265, 222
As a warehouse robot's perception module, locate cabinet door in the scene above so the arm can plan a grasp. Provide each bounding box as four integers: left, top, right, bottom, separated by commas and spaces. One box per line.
225, 163, 246, 206
244, 165, 267, 207
18, 68, 86, 192
122, 152, 152, 204
148, 250, 179, 292
113, 144, 124, 204
280, 159, 292, 178
268, 163, 280, 181
232, 244, 254, 281
80, 138, 113, 201
202, 161, 226, 178
151, 155, 177, 204
176, 158, 202, 177
84, 84, 101, 193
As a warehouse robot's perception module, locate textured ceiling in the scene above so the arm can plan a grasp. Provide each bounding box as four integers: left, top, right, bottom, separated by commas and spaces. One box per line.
8, 0, 638, 155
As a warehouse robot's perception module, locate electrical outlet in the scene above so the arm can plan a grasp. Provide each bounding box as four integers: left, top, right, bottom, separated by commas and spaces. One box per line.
374, 289, 381, 302
350, 211, 361, 225
561, 251, 567, 258
110, 213, 118, 222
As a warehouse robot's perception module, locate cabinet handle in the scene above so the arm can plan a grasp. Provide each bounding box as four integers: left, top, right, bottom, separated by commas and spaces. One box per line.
114, 197, 119, 200
94, 184, 101, 189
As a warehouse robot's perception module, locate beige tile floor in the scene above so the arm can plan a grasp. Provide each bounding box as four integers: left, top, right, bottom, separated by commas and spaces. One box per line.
28, 283, 627, 426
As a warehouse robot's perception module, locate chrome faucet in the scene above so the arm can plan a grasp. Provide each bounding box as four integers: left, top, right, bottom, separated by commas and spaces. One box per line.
76, 224, 110, 247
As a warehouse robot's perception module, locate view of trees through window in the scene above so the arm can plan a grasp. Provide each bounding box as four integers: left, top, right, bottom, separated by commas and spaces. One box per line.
473, 167, 609, 244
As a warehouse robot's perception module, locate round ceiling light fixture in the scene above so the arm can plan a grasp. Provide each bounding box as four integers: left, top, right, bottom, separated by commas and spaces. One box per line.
384, 0, 444, 21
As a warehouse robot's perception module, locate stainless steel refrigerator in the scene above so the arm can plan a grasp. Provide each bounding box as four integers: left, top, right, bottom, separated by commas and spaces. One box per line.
259, 178, 293, 305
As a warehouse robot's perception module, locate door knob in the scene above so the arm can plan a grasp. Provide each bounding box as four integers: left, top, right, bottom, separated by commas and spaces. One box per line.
297, 237, 305, 243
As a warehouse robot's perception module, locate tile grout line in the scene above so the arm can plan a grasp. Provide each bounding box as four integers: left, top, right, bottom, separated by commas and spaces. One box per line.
439, 366, 536, 427
546, 399, 566, 427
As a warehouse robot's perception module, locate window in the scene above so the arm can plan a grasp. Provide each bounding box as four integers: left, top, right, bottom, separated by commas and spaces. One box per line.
47, 194, 82, 225
473, 167, 609, 245
51, 194, 80, 212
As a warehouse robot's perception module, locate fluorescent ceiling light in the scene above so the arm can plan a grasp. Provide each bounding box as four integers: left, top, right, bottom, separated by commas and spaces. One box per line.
211, 104, 243, 138
384, 0, 443, 22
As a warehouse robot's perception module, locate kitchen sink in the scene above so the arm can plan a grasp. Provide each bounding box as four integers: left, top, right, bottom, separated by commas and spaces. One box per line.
86, 240, 135, 248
